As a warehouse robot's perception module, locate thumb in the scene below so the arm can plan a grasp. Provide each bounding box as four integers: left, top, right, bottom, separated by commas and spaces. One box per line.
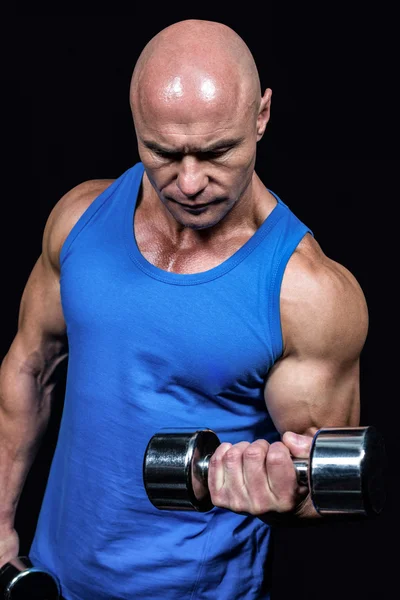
281, 431, 314, 458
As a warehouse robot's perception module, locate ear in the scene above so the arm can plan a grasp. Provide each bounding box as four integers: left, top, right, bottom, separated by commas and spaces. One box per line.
256, 88, 272, 141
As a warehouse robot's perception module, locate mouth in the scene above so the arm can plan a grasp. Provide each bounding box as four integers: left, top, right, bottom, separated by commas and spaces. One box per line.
171, 198, 224, 211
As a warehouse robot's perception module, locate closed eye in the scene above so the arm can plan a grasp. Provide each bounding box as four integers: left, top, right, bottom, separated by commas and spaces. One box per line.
153, 149, 183, 160
144, 139, 240, 160
202, 148, 232, 159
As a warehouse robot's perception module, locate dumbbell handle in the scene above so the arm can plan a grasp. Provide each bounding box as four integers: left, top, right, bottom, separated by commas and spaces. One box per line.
196, 451, 309, 489
292, 459, 309, 486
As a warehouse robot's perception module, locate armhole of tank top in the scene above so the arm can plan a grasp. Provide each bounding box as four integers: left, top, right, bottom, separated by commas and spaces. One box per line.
268, 226, 313, 362
59, 175, 126, 267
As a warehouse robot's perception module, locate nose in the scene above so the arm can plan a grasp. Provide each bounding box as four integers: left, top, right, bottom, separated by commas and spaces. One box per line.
176, 157, 208, 198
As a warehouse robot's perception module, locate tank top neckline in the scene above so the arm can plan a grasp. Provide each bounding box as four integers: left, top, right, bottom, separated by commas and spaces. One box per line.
124, 162, 285, 286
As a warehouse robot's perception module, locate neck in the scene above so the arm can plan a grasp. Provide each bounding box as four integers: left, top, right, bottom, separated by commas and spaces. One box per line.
137, 171, 277, 250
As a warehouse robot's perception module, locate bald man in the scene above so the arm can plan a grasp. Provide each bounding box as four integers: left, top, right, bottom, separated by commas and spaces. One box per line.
0, 19, 368, 600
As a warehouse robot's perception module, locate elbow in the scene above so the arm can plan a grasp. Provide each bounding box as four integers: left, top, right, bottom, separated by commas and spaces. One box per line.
0, 340, 68, 414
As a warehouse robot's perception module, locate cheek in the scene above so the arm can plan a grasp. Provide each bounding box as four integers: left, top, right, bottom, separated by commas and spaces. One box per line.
227, 160, 256, 200
139, 157, 171, 191
225, 144, 257, 178
228, 154, 256, 187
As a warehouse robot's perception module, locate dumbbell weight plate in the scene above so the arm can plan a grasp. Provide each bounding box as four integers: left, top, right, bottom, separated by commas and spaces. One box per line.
144, 428, 220, 512
308, 426, 386, 516
0, 556, 60, 599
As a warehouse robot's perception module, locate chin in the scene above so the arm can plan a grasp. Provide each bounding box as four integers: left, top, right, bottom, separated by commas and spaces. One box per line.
183, 220, 218, 230
177, 213, 228, 230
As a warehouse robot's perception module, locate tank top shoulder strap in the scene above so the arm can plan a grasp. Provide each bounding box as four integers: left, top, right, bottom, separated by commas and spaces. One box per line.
60, 163, 143, 266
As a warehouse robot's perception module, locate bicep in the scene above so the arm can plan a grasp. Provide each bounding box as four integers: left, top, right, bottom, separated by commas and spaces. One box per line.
264, 353, 361, 437
264, 243, 368, 437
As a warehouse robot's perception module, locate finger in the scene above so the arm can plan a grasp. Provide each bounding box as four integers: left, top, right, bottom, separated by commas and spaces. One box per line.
209, 442, 250, 507
242, 439, 270, 514
266, 441, 299, 511
281, 431, 314, 458
208, 442, 232, 493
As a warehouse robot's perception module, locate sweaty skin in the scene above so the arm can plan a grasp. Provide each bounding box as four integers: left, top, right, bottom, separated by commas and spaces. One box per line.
0, 20, 368, 554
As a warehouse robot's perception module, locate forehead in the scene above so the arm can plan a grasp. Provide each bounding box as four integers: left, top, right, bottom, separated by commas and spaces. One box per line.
134, 71, 254, 146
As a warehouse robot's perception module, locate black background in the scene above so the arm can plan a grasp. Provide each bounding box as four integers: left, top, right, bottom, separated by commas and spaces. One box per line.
2, 8, 399, 600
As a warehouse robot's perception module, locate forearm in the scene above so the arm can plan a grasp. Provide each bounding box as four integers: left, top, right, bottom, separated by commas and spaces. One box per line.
0, 353, 52, 531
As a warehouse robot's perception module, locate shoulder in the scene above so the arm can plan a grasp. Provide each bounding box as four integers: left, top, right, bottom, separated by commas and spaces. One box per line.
43, 179, 115, 271
280, 233, 369, 361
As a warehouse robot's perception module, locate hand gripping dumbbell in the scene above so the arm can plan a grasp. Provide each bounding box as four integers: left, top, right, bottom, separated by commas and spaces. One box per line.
0, 556, 60, 599
143, 426, 386, 515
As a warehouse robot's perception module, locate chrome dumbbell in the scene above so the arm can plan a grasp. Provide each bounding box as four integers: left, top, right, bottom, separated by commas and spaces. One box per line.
0, 556, 60, 599
143, 426, 386, 515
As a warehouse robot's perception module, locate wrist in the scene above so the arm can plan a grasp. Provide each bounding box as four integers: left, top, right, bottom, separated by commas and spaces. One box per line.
292, 493, 321, 519
0, 520, 15, 536
257, 494, 322, 527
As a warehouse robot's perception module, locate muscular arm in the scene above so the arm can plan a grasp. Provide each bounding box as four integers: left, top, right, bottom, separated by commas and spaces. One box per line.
208, 234, 369, 519
265, 234, 367, 436
264, 234, 368, 517
0, 178, 113, 536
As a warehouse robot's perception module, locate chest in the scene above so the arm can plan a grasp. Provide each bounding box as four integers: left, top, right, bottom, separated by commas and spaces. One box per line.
134, 218, 251, 275
61, 244, 275, 398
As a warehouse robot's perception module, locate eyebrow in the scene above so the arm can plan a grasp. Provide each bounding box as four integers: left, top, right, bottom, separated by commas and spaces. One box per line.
142, 137, 244, 155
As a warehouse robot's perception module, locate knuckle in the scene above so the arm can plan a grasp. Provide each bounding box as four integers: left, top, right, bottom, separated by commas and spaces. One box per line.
210, 443, 232, 465
243, 444, 266, 461
218, 442, 233, 453
267, 442, 290, 466
270, 440, 288, 453
224, 447, 243, 464
252, 439, 270, 450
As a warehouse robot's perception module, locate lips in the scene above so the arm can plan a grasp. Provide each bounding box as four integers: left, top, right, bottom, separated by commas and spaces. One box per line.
170, 198, 222, 208
179, 201, 212, 208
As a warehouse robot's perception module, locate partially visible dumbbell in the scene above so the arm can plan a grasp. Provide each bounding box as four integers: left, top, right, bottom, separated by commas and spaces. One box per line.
143, 426, 386, 515
0, 556, 60, 599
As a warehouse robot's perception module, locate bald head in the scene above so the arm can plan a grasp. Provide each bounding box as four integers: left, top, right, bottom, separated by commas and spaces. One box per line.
129, 20, 272, 232
130, 19, 262, 126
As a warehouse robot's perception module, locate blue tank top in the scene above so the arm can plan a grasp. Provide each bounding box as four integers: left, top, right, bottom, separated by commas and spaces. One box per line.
29, 162, 312, 600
